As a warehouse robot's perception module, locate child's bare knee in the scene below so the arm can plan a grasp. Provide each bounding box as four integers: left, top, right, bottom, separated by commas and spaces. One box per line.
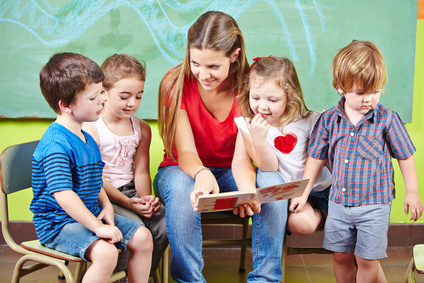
86, 240, 119, 264
356, 257, 379, 269
288, 214, 317, 235
290, 224, 315, 235
333, 252, 354, 265
129, 226, 153, 252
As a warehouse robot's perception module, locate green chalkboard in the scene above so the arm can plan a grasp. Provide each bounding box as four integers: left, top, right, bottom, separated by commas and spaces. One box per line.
0, 0, 417, 122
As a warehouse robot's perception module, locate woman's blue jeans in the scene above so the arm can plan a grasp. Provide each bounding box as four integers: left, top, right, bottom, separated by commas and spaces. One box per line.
153, 165, 287, 283
248, 171, 288, 283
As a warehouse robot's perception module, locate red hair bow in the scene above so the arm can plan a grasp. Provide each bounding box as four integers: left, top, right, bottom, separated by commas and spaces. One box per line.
248, 55, 274, 74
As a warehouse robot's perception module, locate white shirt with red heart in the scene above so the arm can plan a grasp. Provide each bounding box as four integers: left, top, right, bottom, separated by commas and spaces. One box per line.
235, 112, 331, 193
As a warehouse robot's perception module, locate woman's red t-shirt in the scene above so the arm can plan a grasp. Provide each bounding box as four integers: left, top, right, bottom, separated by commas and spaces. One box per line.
159, 77, 241, 168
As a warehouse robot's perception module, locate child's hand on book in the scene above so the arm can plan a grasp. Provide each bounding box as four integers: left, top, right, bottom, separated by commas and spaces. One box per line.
289, 195, 308, 214
233, 200, 261, 218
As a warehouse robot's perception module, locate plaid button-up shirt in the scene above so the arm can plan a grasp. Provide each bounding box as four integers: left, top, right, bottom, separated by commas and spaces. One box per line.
308, 97, 415, 206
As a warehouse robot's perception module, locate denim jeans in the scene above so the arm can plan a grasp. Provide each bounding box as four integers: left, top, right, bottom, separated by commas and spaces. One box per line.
43, 214, 142, 261
154, 166, 287, 283
153, 165, 238, 283
248, 170, 288, 283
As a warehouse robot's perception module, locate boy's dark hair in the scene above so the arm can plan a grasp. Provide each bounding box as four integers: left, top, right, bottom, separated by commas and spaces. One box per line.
39, 52, 104, 114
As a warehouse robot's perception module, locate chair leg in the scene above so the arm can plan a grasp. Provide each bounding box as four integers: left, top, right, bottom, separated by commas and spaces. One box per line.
73, 261, 87, 283
403, 257, 415, 283
11, 256, 28, 283
239, 245, 247, 273
153, 268, 161, 283
57, 261, 86, 283
239, 219, 249, 272
281, 238, 288, 283
109, 270, 127, 283
162, 245, 170, 283
12, 254, 74, 283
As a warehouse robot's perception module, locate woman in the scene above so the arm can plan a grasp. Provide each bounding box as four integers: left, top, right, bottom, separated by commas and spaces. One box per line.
153, 11, 287, 282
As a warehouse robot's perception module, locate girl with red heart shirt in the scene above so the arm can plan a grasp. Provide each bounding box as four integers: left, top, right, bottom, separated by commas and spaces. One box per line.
233, 56, 332, 236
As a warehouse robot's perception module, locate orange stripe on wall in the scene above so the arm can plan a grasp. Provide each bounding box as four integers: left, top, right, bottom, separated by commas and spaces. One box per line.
419, 0, 424, 19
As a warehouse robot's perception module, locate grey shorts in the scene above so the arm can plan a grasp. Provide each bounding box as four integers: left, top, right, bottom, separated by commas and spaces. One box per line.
323, 200, 391, 260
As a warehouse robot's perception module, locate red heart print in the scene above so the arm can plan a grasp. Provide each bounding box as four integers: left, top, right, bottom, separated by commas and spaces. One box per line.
274, 133, 297, 154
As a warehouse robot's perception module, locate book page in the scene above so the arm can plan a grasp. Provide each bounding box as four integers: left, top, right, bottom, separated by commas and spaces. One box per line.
196, 190, 256, 212
196, 179, 309, 213
257, 179, 309, 203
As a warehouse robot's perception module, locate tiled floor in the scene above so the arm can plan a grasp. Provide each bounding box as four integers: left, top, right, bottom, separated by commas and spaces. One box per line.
1, 245, 423, 283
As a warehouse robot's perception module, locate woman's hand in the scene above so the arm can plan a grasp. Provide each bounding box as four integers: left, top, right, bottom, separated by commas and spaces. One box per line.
190, 169, 219, 212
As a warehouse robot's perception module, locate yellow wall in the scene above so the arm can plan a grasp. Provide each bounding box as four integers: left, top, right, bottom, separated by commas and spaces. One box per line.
1, 20, 423, 224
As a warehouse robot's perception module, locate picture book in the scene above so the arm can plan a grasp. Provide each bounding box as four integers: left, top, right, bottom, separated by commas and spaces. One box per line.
196, 179, 309, 213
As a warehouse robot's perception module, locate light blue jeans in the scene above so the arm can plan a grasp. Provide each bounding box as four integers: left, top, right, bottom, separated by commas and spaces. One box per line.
153, 165, 287, 283
248, 171, 288, 283
43, 214, 142, 261
153, 165, 237, 283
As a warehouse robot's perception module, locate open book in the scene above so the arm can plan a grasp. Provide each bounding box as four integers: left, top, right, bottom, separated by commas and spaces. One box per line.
196, 179, 309, 213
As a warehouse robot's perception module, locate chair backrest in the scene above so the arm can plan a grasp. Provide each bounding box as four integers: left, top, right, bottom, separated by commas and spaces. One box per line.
0, 140, 39, 253
0, 140, 39, 194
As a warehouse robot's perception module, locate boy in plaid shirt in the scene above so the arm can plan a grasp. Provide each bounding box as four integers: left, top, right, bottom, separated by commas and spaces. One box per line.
303, 40, 423, 282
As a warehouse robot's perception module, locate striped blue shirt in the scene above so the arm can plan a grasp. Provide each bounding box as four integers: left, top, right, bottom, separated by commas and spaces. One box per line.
30, 122, 104, 243
308, 97, 415, 206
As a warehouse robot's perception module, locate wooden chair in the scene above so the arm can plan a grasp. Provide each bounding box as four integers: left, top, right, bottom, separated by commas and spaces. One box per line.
201, 212, 251, 272
159, 211, 251, 281
0, 140, 161, 283
281, 227, 332, 283
404, 244, 424, 283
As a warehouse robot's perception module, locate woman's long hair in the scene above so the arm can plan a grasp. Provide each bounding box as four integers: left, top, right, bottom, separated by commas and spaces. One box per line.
158, 11, 249, 159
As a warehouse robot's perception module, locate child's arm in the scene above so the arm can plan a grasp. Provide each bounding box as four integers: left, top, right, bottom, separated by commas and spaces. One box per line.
290, 156, 326, 213
96, 187, 116, 224
245, 114, 279, 171
101, 177, 148, 211
232, 131, 261, 218
133, 119, 160, 216
54, 189, 123, 243
134, 120, 153, 197
397, 155, 423, 221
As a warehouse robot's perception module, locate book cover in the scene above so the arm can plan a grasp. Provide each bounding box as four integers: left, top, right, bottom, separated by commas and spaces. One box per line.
196, 179, 309, 213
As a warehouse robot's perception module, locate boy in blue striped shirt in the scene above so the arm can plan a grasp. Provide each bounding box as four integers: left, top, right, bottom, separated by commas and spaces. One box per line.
30, 52, 153, 283
303, 40, 423, 282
